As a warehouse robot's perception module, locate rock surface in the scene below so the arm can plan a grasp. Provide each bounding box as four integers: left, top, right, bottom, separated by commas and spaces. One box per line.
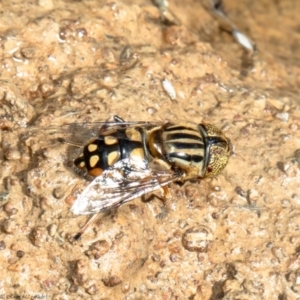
0, 0, 300, 299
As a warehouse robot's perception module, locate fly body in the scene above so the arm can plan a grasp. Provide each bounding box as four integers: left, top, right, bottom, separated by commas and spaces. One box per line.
69, 116, 231, 215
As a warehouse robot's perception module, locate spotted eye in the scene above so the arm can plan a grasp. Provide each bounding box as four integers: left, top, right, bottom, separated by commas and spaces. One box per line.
206, 166, 213, 174
201, 123, 231, 178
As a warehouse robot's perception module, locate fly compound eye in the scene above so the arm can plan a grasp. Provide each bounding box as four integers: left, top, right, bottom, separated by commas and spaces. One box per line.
200, 123, 231, 178
205, 141, 230, 177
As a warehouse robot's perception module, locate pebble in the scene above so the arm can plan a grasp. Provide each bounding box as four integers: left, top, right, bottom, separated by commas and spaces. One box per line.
47, 224, 58, 237
86, 240, 110, 259
52, 187, 65, 199
275, 112, 289, 122
2, 219, 17, 234
286, 269, 300, 293
20, 47, 37, 59
162, 78, 176, 100
147, 107, 157, 115
30, 227, 48, 247
3, 202, 18, 216
102, 276, 122, 287
85, 282, 98, 295
16, 250, 25, 258
68, 284, 78, 293
4, 148, 21, 160
232, 29, 255, 51
182, 226, 213, 252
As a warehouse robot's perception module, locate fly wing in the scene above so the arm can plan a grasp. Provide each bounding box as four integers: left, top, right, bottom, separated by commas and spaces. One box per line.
59, 121, 163, 143
20, 121, 164, 146
71, 158, 180, 215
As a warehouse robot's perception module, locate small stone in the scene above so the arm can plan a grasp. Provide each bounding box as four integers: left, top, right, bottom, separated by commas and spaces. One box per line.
69, 284, 78, 293
162, 78, 176, 100
290, 123, 298, 131
169, 253, 179, 262
0, 192, 9, 207
16, 250, 25, 258
3, 202, 18, 216
30, 227, 48, 247
279, 134, 290, 142
40, 82, 54, 96
20, 153, 30, 164
102, 276, 122, 287
178, 219, 188, 229
286, 269, 300, 293
121, 282, 130, 293
247, 189, 259, 203
182, 226, 213, 252
272, 247, 285, 260
76, 28, 87, 38
52, 187, 65, 199
47, 224, 58, 237
119, 45, 132, 62
86, 240, 110, 259
2, 219, 18, 234
7, 262, 23, 272
4, 148, 21, 160
235, 186, 247, 198
85, 282, 98, 295
151, 254, 160, 262
147, 107, 157, 115
72, 259, 90, 286
275, 112, 289, 122
281, 199, 290, 208
20, 47, 37, 58
211, 212, 220, 219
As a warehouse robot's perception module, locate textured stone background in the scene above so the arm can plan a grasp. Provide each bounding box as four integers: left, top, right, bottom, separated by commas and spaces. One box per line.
0, 0, 300, 299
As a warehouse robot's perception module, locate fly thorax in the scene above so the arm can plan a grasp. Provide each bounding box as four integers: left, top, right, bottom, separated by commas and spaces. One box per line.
148, 128, 164, 159
161, 124, 206, 178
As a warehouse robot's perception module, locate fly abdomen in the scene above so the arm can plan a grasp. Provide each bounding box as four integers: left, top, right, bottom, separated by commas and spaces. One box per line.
74, 129, 146, 177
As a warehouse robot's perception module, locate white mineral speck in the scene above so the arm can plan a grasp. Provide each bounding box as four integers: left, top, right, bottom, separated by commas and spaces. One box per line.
232, 29, 254, 51
162, 78, 176, 100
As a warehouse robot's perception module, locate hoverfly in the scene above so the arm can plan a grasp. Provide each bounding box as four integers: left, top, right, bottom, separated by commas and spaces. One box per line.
61, 115, 230, 235
37, 115, 230, 238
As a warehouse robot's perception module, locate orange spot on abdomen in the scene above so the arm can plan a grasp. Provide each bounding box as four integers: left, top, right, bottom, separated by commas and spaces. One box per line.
88, 168, 103, 177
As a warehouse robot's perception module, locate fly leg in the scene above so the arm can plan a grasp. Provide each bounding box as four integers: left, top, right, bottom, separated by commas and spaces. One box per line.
152, 185, 171, 219
73, 204, 122, 240
161, 185, 171, 201
57, 137, 82, 147
97, 115, 126, 135
73, 213, 101, 240
113, 115, 125, 122
152, 0, 181, 25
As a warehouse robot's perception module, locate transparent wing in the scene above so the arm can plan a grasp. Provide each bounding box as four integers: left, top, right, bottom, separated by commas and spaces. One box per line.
58, 121, 163, 143
71, 158, 181, 215
20, 121, 165, 145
